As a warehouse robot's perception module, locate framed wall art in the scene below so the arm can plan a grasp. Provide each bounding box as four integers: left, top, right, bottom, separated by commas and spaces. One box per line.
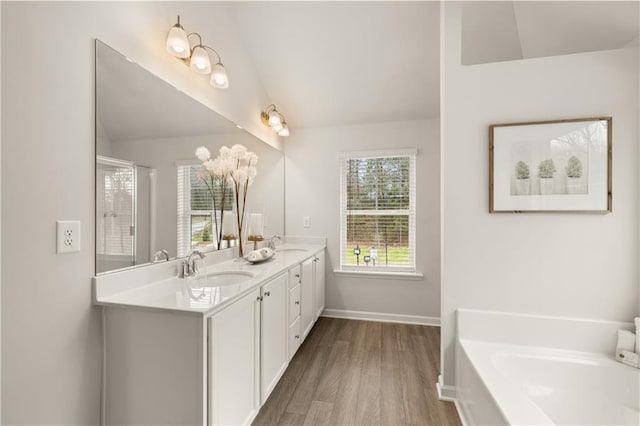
489, 117, 612, 213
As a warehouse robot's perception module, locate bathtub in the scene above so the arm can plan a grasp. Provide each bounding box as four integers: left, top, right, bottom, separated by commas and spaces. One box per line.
455, 309, 639, 425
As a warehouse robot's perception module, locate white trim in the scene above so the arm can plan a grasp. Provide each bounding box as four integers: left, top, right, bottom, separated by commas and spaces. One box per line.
97, 155, 134, 168
437, 374, 457, 401
454, 400, 470, 426
339, 152, 417, 271
346, 209, 411, 216
333, 269, 423, 280
338, 148, 418, 159
322, 309, 439, 326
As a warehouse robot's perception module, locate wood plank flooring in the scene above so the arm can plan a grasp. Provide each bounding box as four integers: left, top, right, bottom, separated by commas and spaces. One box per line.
253, 318, 461, 426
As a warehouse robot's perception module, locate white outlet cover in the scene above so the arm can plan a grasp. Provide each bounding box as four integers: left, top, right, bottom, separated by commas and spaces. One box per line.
303, 216, 311, 228
57, 220, 81, 253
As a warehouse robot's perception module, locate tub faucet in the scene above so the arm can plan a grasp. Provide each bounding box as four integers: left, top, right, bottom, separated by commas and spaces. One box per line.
153, 249, 170, 262
268, 235, 282, 250
181, 250, 205, 278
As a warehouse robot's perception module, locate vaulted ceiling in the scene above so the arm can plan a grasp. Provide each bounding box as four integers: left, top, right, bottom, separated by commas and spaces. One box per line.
228, 1, 440, 129
462, 1, 639, 65
102, 1, 639, 139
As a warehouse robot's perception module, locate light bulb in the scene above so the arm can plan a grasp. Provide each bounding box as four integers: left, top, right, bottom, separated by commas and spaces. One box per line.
190, 46, 211, 74
268, 111, 282, 127
166, 25, 190, 58
278, 124, 290, 137
210, 63, 229, 88
272, 122, 283, 132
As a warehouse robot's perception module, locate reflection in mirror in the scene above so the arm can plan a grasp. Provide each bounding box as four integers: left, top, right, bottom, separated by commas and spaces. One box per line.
95, 40, 284, 274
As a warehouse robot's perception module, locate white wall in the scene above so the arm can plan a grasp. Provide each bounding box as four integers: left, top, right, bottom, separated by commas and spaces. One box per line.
111, 132, 285, 258
285, 119, 441, 321
96, 118, 112, 158
1, 2, 278, 423
441, 2, 639, 390
0, 2, 3, 419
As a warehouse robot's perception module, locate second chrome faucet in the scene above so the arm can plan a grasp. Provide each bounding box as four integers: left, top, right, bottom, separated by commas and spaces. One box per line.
180, 250, 205, 278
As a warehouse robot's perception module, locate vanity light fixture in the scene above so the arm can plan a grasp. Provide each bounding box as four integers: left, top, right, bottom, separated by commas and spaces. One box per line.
165, 15, 229, 89
261, 104, 290, 137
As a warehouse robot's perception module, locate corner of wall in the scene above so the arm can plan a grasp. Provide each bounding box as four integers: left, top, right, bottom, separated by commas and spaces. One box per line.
0, 1, 3, 420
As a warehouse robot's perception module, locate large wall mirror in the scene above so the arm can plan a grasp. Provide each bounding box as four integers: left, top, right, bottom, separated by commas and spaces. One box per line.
95, 40, 284, 274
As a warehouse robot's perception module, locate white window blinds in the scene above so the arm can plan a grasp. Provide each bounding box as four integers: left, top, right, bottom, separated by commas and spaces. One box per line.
177, 164, 234, 257
339, 150, 416, 272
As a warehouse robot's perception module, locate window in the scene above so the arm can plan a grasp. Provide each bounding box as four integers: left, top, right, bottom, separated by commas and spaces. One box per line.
177, 164, 233, 257
339, 149, 416, 272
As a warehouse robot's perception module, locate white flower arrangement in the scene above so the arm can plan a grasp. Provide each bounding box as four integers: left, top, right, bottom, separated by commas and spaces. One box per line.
195, 144, 258, 256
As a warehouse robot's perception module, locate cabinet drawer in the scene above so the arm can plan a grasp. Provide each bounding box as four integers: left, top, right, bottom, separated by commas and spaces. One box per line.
289, 284, 301, 323
288, 266, 301, 290
288, 316, 301, 360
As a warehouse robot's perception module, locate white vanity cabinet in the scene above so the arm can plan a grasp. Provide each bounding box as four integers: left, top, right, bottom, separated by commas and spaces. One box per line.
99, 247, 326, 426
300, 258, 315, 339
288, 267, 302, 360
209, 289, 261, 426
287, 251, 326, 357
313, 252, 325, 318
259, 272, 288, 402
210, 271, 289, 424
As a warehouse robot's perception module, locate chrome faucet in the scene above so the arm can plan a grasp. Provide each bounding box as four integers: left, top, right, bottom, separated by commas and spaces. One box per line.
180, 250, 205, 278
153, 249, 170, 262
268, 235, 282, 250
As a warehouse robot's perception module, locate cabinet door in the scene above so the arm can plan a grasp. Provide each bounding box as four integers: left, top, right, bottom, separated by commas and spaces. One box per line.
300, 258, 315, 339
209, 289, 260, 426
260, 272, 288, 403
314, 251, 325, 319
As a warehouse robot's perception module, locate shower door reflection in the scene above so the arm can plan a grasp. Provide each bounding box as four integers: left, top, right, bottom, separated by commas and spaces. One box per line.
96, 156, 153, 273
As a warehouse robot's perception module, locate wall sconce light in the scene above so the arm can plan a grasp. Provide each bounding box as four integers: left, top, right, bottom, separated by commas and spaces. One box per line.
261, 104, 290, 137
165, 15, 229, 89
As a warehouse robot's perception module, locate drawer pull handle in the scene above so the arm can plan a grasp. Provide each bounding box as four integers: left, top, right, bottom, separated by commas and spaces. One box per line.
295, 335, 300, 339
264, 291, 271, 297
295, 274, 300, 278
257, 296, 263, 302
295, 301, 300, 305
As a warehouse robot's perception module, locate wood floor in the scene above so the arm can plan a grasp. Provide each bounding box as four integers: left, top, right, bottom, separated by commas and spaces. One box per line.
253, 317, 461, 426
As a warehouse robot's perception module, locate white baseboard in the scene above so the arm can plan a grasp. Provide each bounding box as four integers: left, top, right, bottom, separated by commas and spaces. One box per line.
436, 374, 456, 401
321, 309, 440, 326
454, 400, 470, 426
437, 375, 464, 424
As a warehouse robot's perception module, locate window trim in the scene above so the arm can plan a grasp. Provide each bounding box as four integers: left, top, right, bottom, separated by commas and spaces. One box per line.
333, 269, 424, 280
338, 149, 418, 274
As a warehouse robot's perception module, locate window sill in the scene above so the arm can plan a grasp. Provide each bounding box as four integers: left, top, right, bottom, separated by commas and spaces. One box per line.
333, 269, 424, 281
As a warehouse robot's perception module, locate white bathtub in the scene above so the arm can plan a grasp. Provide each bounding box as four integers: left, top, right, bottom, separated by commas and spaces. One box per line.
455, 309, 639, 425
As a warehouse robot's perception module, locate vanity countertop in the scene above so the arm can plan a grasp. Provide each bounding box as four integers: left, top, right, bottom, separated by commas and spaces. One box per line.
94, 243, 325, 317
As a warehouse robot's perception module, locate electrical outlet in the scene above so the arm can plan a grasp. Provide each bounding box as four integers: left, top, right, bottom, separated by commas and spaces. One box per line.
303, 216, 311, 228
57, 220, 81, 253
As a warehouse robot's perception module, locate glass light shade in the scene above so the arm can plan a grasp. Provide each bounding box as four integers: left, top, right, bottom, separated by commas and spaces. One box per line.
190, 46, 211, 74
210, 63, 229, 88
166, 26, 190, 58
268, 111, 282, 127
272, 122, 283, 132
278, 124, 290, 137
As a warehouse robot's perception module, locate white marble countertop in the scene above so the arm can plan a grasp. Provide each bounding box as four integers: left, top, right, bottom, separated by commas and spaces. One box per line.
94, 243, 325, 317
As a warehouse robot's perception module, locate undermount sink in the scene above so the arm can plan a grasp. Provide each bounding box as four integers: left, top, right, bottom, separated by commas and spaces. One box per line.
191, 271, 255, 287
277, 248, 308, 253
